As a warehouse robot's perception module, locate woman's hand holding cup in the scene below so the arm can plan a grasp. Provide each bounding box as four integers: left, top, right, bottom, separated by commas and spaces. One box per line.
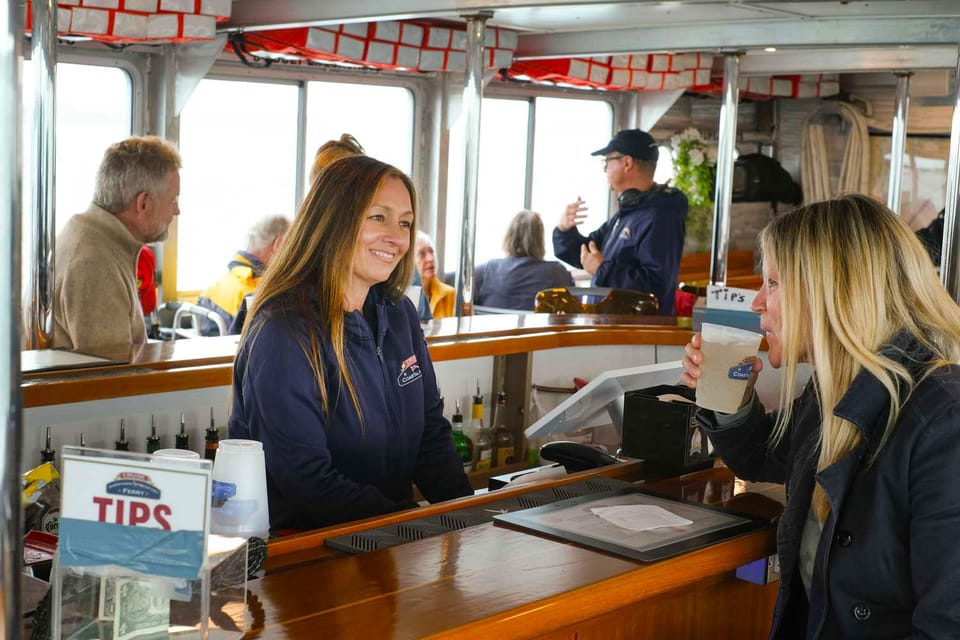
681, 331, 764, 413
680, 332, 705, 389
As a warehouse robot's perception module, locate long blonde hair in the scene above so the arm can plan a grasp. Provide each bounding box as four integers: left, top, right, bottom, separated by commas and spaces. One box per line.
761, 194, 960, 520
241, 155, 417, 423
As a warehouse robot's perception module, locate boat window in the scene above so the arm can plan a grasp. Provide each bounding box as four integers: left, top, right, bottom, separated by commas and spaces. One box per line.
178, 78, 299, 293
869, 136, 948, 231
530, 96, 614, 248
21, 62, 133, 232
445, 95, 614, 273
304, 81, 414, 180
654, 146, 674, 186
474, 97, 530, 266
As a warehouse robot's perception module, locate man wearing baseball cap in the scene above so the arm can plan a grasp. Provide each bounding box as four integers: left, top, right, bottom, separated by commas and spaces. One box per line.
552, 129, 687, 315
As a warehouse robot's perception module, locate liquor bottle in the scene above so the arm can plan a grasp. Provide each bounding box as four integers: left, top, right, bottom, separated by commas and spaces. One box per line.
115, 419, 130, 451
526, 437, 541, 467
492, 390, 515, 467
40, 426, 55, 464
450, 399, 473, 472
146, 416, 161, 454
471, 381, 492, 471
205, 407, 220, 461
176, 413, 190, 450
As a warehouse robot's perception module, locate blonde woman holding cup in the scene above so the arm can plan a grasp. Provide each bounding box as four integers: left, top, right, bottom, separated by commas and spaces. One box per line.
680, 194, 960, 638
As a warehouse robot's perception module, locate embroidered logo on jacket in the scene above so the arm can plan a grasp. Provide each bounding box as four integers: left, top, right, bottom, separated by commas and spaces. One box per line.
619, 226, 631, 240
398, 354, 422, 386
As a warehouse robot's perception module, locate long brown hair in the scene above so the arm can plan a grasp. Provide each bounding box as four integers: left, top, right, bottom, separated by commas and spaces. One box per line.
241, 155, 417, 422
760, 193, 960, 520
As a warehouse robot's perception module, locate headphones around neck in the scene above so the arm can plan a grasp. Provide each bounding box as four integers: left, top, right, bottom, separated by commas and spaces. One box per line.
619, 187, 655, 209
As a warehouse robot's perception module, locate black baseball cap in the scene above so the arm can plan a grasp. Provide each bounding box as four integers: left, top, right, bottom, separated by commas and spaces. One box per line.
591, 129, 659, 162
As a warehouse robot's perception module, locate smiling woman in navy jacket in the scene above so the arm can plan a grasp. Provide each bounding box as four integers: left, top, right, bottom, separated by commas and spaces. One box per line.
229, 155, 472, 532
681, 194, 960, 638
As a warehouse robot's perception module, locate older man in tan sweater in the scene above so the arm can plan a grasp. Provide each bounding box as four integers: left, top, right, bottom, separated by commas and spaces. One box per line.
53, 136, 181, 351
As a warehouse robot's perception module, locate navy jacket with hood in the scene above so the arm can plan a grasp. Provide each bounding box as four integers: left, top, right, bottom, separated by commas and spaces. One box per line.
230, 286, 472, 531
552, 185, 686, 315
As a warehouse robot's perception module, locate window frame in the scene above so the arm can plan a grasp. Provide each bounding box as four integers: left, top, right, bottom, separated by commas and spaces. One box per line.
172, 60, 425, 299
439, 81, 619, 272
202, 59, 427, 198
484, 81, 621, 220
52, 46, 146, 135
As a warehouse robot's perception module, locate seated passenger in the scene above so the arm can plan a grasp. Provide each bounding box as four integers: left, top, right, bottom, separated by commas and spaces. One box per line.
136, 245, 161, 339
475, 210, 574, 311
415, 231, 456, 319
196, 215, 289, 336
229, 156, 472, 531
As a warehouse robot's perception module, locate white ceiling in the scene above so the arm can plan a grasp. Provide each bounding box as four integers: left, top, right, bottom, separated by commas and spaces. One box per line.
226, 1, 960, 73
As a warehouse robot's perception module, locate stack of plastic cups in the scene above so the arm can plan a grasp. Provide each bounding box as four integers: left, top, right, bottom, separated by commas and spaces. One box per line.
209, 440, 270, 540
153, 449, 201, 460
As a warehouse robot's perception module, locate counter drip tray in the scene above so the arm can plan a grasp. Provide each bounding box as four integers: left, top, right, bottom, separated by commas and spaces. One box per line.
325, 476, 635, 554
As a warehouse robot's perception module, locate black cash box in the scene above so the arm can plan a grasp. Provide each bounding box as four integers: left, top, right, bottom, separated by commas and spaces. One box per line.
621, 384, 715, 475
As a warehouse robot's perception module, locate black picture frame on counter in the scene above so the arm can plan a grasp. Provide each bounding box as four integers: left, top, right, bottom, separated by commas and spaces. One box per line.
493, 486, 767, 562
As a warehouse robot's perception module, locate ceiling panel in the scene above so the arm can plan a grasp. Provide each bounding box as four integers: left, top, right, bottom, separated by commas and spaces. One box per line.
762, 1, 960, 19
225, 0, 960, 72
227, 1, 960, 34
484, 4, 773, 33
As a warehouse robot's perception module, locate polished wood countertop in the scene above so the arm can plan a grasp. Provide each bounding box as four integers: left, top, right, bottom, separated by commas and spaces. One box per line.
245, 464, 780, 639
21, 315, 695, 408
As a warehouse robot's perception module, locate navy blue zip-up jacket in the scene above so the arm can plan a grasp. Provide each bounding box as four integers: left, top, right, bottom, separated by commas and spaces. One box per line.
553, 186, 686, 315
229, 286, 473, 531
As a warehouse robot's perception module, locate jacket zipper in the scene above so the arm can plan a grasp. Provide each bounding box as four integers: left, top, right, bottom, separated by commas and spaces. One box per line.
373, 306, 406, 463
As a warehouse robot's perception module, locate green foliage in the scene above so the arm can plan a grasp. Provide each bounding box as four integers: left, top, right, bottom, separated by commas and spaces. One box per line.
671, 128, 717, 250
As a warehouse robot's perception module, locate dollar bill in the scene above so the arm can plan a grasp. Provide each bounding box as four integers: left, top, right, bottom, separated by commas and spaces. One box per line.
113, 578, 170, 640
98, 577, 116, 621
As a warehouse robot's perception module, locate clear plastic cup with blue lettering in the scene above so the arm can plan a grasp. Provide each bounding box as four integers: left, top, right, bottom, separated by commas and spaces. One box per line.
210, 439, 269, 539
695, 323, 763, 414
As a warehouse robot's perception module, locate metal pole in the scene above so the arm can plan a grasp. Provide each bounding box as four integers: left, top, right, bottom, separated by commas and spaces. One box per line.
25, 0, 56, 349
709, 52, 741, 286
887, 72, 912, 214
522, 98, 535, 210
1, 0, 23, 636
942, 50, 960, 299
454, 11, 491, 317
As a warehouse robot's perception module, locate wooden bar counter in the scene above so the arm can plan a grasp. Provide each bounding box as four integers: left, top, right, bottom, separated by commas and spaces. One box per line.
246, 464, 780, 639
21, 314, 693, 408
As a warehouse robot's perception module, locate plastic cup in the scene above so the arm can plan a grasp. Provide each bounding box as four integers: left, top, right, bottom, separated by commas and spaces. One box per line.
210, 439, 270, 539
695, 323, 763, 414
153, 448, 200, 459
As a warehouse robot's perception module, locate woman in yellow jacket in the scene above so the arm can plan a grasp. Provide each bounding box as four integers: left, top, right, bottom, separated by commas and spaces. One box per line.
414, 231, 456, 319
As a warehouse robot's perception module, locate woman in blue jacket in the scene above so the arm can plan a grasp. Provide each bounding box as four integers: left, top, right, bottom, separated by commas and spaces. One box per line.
230, 155, 472, 531
681, 194, 960, 638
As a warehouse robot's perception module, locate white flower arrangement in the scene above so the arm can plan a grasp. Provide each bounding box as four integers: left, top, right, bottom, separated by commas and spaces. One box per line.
671, 127, 717, 250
